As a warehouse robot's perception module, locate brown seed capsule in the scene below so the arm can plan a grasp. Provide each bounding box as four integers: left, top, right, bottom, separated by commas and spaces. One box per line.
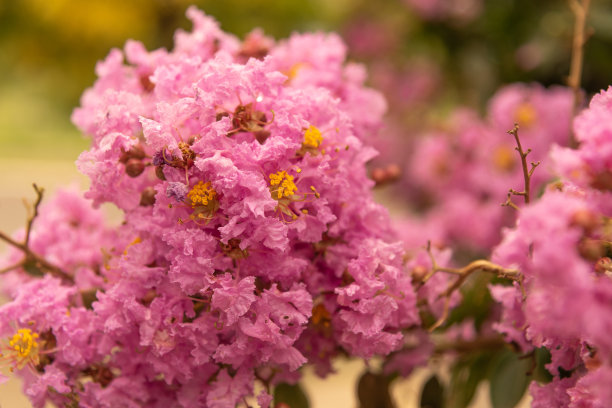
139, 187, 156, 207
216, 111, 230, 121
578, 238, 605, 261
139, 74, 155, 93
595, 257, 612, 274
570, 209, 600, 233
386, 164, 401, 180
155, 165, 166, 181
254, 129, 270, 144
119, 145, 146, 163
125, 159, 145, 177
412, 265, 429, 282
371, 168, 386, 184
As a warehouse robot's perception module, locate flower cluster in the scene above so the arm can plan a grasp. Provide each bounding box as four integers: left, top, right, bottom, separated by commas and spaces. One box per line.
0, 8, 420, 407
398, 83, 573, 253
490, 87, 612, 407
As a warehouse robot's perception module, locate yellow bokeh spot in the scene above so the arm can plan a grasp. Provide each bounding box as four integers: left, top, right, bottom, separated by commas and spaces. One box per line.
493, 146, 517, 172
303, 125, 323, 149
514, 102, 537, 128
285, 63, 305, 82
187, 181, 217, 208
269, 171, 297, 199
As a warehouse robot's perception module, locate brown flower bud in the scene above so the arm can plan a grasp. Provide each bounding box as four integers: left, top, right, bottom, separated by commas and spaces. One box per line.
216, 111, 230, 121
595, 257, 612, 274
570, 209, 600, 233
386, 164, 401, 180
254, 130, 270, 144
140, 74, 155, 93
119, 145, 146, 163
411, 265, 428, 282
371, 168, 386, 184
578, 238, 605, 261
139, 187, 156, 207
155, 165, 166, 181
125, 159, 145, 177
591, 170, 612, 191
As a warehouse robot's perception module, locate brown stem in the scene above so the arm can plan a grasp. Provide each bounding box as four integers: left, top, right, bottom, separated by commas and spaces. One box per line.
0, 185, 74, 284
421, 242, 519, 331
0, 260, 25, 275
24, 184, 44, 248
434, 336, 507, 354
568, 0, 592, 147
502, 124, 539, 210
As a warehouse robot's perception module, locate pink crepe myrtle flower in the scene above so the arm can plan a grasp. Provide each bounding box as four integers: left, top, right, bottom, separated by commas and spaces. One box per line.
2, 7, 422, 407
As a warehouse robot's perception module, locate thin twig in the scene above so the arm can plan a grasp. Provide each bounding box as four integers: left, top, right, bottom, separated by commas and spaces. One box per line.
502, 124, 540, 210
420, 242, 519, 331
0, 260, 25, 275
568, 0, 592, 147
24, 184, 44, 248
0, 185, 74, 283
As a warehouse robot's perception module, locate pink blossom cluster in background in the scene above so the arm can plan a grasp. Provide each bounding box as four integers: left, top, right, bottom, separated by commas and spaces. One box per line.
397, 83, 573, 253
403, 0, 483, 23
490, 87, 612, 407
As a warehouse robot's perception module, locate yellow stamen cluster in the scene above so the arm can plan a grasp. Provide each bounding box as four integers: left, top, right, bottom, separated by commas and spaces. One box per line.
8, 329, 39, 360
269, 171, 297, 199
303, 125, 323, 149
187, 181, 217, 208
514, 102, 537, 127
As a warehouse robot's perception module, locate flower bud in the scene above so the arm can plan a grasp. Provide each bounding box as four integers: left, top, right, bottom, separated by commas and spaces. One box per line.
155, 165, 166, 181
125, 159, 145, 177
570, 209, 600, 233
595, 257, 612, 274
578, 238, 605, 261
139, 187, 156, 207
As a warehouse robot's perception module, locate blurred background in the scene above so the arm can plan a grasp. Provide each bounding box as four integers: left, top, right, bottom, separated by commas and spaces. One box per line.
0, 0, 611, 406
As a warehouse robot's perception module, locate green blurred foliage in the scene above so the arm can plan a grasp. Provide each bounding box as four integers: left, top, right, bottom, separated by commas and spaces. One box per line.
1, 0, 611, 159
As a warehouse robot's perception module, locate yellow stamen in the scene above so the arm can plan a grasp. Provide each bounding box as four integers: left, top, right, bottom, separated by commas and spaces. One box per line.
269, 171, 297, 199
7, 329, 39, 360
123, 236, 142, 256
187, 181, 217, 208
303, 125, 323, 149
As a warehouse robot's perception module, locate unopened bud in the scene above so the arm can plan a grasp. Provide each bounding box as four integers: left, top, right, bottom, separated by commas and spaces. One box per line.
595, 257, 612, 274
571, 209, 600, 233
139, 187, 156, 207
412, 265, 428, 282
155, 166, 166, 181
578, 238, 604, 261
254, 130, 270, 144
125, 159, 145, 177
119, 145, 146, 163
386, 164, 401, 180
371, 168, 386, 184
140, 74, 155, 92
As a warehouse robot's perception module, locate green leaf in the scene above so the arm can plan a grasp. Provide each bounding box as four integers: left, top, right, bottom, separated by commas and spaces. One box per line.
420, 374, 444, 408
273, 383, 309, 408
489, 351, 531, 408
533, 347, 553, 384
447, 352, 492, 408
